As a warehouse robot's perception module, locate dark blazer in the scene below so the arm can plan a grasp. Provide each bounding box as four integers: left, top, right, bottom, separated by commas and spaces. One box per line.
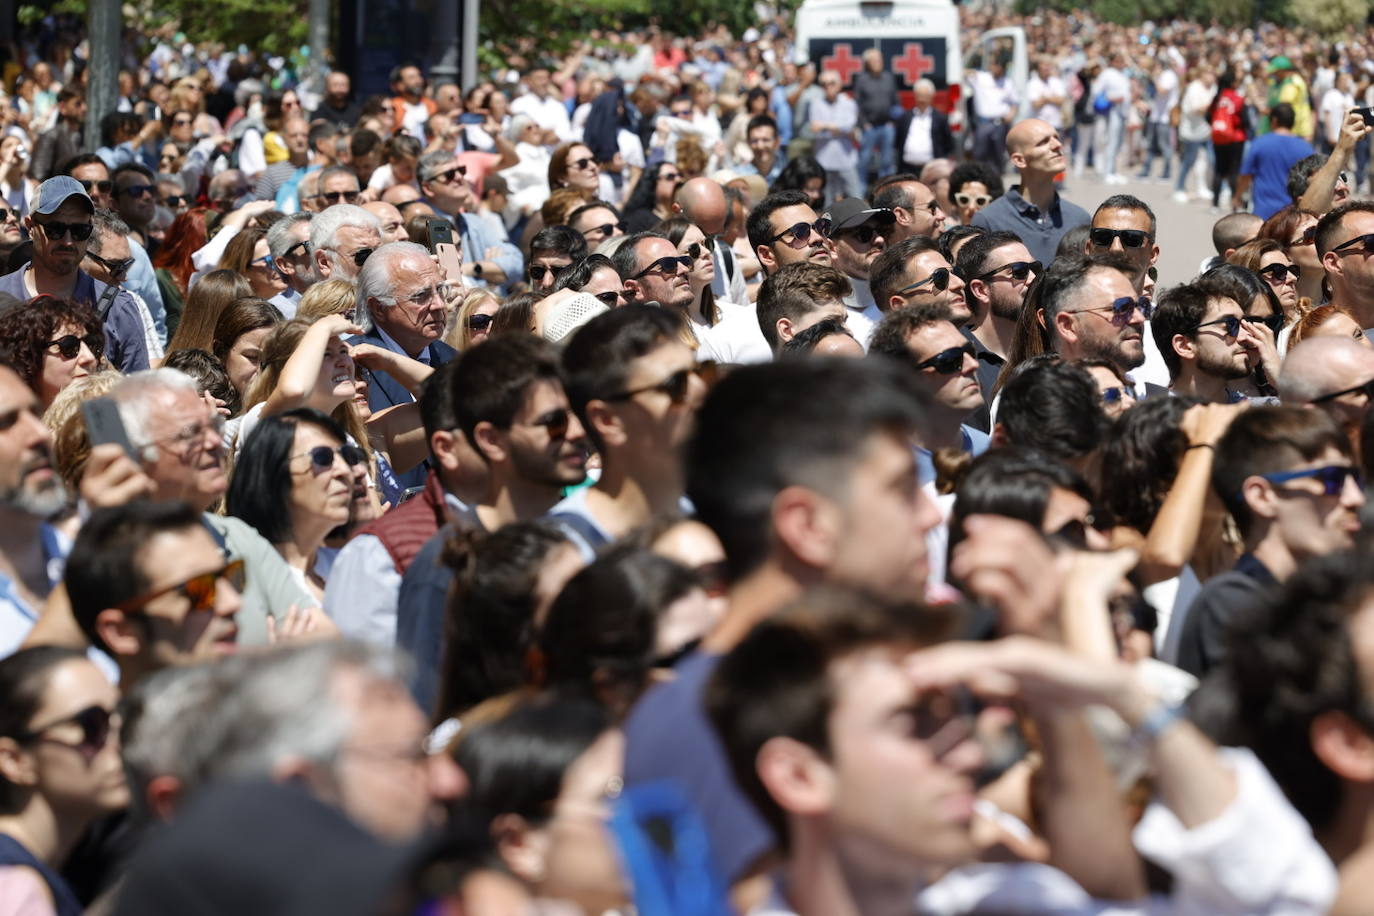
348, 327, 457, 490
894, 107, 956, 168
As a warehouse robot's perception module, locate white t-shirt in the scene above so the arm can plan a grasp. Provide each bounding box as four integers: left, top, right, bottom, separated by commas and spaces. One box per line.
1151, 68, 1180, 123
1026, 74, 1067, 128
1320, 88, 1354, 146
1178, 80, 1214, 143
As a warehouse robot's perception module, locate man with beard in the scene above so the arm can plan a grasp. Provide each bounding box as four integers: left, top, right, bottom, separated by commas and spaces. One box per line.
1151, 283, 1258, 403
390, 64, 438, 143
956, 230, 1040, 397
1042, 253, 1147, 379
614, 232, 697, 317
822, 198, 897, 345
0, 360, 70, 656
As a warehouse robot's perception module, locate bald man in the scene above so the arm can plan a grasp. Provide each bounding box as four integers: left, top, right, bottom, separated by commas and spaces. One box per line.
674, 177, 747, 303
1280, 336, 1374, 453
970, 118, 1090, 267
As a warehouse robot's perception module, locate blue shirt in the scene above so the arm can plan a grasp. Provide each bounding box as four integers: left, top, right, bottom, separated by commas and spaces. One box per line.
0, 265, 150, 373
1241, 133, 1314, 219
915, 425, 991, 486
970, 188, 1091, 269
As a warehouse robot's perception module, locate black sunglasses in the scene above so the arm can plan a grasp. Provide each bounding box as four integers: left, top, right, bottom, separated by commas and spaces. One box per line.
585, 222, 626, 239
85, 250, 135, 277
172, 115, 194, 126
1290, 225, 1317, 246
835, 216, 895, 246
1101, 386, 1133, 404
530, 406, 573, 439
1258, 263, 1301, 283
568, 156, 596, 171
529, 262, 571, 284
427, 165, 468, 184
347, 247, 374, 268
0, 207, 16, 222
162, 194, 189, 207
1069, 295, 1155, 323
468, 312, 494, 331
1194, 315, 1242, 338
978, 259, 1042, 282
592, 290, 621, 307
78, 179, 113, 195
899, 267, 951, 296
915, 343, 975, 374
1088, 227, 1150, 249
18, 705, 115, 762
46, 332, 102, 360
35, 219, 94, 241
118, 183, 155, 198
768, 217, 832, 245
631, 255, 692, 280
1312, 377, 1374, 404
1259, 464, 1362, 496
608, 366, 696, 404
1244, 313, 1285, 334
300, 444, 368, 472
1334, 233, 1374, 256
317, 189, 361, 205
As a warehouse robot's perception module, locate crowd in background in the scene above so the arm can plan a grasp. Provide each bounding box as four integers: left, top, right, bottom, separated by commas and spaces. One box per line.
0, 7, 1373, 916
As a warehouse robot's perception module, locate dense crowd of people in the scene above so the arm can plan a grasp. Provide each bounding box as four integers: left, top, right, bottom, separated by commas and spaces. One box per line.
0, 7, 1373, 915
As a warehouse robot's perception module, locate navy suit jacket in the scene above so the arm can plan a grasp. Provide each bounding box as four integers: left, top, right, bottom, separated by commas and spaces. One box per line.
349, 327, 458, 490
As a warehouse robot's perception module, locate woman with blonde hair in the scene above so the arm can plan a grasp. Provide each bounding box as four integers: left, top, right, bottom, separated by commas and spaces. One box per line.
446, 288, 501, 351
295, 278, 359, 322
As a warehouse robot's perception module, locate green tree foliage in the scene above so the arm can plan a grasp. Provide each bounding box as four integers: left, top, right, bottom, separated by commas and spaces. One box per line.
20, 0, 309, 55
1015, 0, 1261, 25
1288, 0, 1366, 35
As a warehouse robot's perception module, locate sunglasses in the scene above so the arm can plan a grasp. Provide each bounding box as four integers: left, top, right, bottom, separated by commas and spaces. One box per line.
835, 216, 894, 246
768, 217, 833, 245
1290, 225, 1317, 246
468, 312, 494, 331
692, 560, 729, 599
116, 558, 247, 613
592, 290, 621, 307
284, 239, 310, 259
172, 116, 194, 126
1088, 227, 1150, 249
978, 259, 1041, 282
1050, 517, 1100, 549
46, 332, 102, 360
899, 267, 952, 296
249, 253, 278, 272
346, 247, 374, 268
162, 194, 189, 207
585, 222, 626, 239
118, 183, 155, 198
631, 255, 692, 280
35, 219, 93, 241
18, 705, 116, 762
1312, 377, 1374, 404
1334, 233, 1374, 256
529, 406, 573, 439
85, 250, 134, 277
78, 178, 113, 195
1258, 464, 1362, 496
296, 444, 368, 472
529, 262, 571, 284
0, 207, 16, 223
608, 366, 697, 404
1100, 385, 1133, 404
915, 343, 975, 374
1258, 263, 1301, 283
1193, 315, 1242, 338
1068, 295, 1155, 323
955, 192, 991, 207
568, 156, 596, 171
658, 170, 683, 183
1244, 313, 1285, 334
317, 190, 361, 205
684, 241, 711, 260
427, 165, 468, 184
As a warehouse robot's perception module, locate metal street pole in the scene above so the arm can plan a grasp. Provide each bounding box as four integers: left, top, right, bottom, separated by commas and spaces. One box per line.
461, 0, 479, 90
85, 0, 119, 153
308, 0, 331, 93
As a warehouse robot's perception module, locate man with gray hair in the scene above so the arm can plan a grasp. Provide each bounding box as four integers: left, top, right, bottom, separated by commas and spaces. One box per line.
416, 149, 519, 288
85, 209, 163, 361
266, 212, 313, 316
310, 203, 382, 283
1280, 336, 1374, 444
121, 641, 462, 840
894, 78, 954, 175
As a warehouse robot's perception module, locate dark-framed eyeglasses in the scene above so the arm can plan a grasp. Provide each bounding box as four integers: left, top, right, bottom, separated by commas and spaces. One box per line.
834, 215, 895, 246
977, 259, 1041, 282
115, 558, 246, 613
427, 165, 468, 184
1244, 313, 1285, 334
631, 255, 692, 280
768, 217, 832, 245
1311, 377, 1374, 405
1290, 225, 1317, 247
34, 219, 94, 241
954, 192, 991, 208
17, 705, 117, 762
529, 262, 572, 284
46, 332, 102, 360
295, 444, 368, 473
1333, 233, 1374, 256
1258, 263, 1301, 283
591, 290, 621, 307
1088, 227, 1150, 249
1258, 464, 1362, 496
914, 343, 975, 374
607, 366, 697, 404
84, 250, 134, 278
78, 179, 113, 195
1193, 315, 1242, 339
1067, 295, 1155, 323
117, 183, 155, 198
899, 267, 951, 296
585, 221, 626, 239
316, 189, 361, 205
468, 312, 494, 331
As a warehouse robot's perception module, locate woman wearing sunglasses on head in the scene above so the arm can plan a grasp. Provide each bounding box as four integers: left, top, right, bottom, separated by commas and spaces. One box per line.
0, 297, 103, 411
227, 409, 366, 601
947, 161, 1004, 226
0, 646, 128, 916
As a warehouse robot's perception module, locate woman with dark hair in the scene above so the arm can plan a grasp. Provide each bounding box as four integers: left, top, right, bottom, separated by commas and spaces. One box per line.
489, 293, 541, 337
450, 690, 628, 914
151, 207, 211, 336
227, 408, 363, 600
655, 216, 728, 336
0, 646, 128, 915
0, 298, 103, 410
165, 268, 252, 355
209, 297, 284, 402
552, 253, 625, 308
1207, 69, 1247, 211
621, 161, 682, 233
217, 227, 286, 300
536, 543, 713, 716
429, 523, 582, 723
1225, 239, 1301, 322
548, 141, 601, 200
771, 155, 826, 211
948, 161, 1005, 225
1257, 205, 1323, 304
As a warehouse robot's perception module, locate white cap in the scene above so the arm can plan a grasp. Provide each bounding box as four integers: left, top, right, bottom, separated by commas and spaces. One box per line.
542, 292, 609, 344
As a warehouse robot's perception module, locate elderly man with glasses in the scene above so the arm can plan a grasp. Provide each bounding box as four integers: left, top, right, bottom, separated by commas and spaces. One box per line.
416, 150, 519, 289
309, 203, 382, 283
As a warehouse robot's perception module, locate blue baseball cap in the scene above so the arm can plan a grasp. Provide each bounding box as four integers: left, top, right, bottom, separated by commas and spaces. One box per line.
33, 175, 93, 215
